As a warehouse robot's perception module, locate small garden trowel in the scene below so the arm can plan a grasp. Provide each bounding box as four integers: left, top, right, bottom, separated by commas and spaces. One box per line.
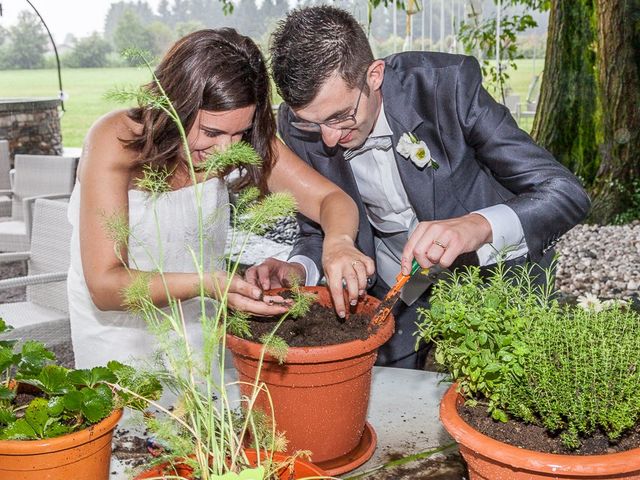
371, 260, 445, 326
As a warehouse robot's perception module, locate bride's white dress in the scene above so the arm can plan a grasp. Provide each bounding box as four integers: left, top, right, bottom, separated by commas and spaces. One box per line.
67, 178, 229, 369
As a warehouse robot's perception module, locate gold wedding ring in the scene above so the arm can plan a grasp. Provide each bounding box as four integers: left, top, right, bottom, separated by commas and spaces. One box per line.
351, 260, 362, 267
433, 239, 448, 249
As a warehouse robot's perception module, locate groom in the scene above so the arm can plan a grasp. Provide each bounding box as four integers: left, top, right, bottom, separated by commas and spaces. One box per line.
247, 5, 590, 369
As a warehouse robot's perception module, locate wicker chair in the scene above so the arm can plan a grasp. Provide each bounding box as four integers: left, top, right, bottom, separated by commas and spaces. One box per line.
0, 198, 71, 349
0, 154, 77, 252
0, 141, 11, 218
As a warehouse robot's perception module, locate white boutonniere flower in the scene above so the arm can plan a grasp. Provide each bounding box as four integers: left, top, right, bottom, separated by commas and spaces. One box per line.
395, 133, 439, 169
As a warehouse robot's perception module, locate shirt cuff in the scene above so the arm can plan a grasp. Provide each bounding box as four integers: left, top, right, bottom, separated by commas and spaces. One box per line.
288, 255, 320, 286
472, 204, 528, 266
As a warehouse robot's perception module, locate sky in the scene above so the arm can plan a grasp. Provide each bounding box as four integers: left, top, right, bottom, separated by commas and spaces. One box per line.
0, 0, 162, 43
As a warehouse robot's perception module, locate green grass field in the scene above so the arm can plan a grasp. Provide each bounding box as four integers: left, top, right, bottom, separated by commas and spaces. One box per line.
0, 58, 544, 148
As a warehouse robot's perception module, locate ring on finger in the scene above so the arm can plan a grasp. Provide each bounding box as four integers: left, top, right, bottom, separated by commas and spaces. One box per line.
351, 259, 362, 268
433, 239, 448, 250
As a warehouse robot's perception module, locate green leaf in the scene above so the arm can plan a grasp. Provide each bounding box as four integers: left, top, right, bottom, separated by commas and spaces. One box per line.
20, 365, 72, 395
68, 367, 117, 388
44, 420, 72, 438
0, 418, 38, 440
80, 387, 113, 424
0, 406, 16, 426
17, 341, 55, 377
47, 396, 66, 417
491, 408, 509, 423
0, 339, 17, 349
0, 346, 17, 373
63, 390, 84, 412
0, 384, 15, 401
24, 398, 49, 437
0, 318, 12, 334
485, 363, 501, 373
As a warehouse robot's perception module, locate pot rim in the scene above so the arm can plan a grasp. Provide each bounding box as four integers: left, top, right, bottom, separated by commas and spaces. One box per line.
0, 408, 123, 455
133, 448, 329, 479
440, 383, 640, 475
225, 286, 394, 364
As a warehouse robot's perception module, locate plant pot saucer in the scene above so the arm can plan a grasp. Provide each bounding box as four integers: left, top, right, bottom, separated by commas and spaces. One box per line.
315, 421, 377, 476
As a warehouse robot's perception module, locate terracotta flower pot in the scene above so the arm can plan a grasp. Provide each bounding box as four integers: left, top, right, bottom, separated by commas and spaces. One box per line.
440, 383, 640, 479
133, 449, 329, 479
226, 286, 394, 476
0, 408, 123, 480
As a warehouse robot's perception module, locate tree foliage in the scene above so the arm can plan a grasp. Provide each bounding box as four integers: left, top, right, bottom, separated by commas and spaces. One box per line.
3, 11, 48, 69
113, 9, 156, 62
65, 33, 112, 68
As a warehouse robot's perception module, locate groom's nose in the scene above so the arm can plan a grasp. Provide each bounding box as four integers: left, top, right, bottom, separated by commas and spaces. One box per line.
319, 124, 342, 148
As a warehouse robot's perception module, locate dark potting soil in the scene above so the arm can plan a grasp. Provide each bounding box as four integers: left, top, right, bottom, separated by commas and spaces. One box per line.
460, 402, 640, 455
247, 292, 380, 347
112, 427, 154, 470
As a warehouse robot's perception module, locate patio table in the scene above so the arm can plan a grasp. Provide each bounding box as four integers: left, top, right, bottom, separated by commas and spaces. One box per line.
109, 367, 454, 479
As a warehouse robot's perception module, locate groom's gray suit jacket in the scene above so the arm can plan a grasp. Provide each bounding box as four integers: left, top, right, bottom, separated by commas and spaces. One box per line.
278, 52, 590, 279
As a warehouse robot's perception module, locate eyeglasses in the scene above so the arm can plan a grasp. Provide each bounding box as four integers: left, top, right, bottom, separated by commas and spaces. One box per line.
291, 73, 367, 133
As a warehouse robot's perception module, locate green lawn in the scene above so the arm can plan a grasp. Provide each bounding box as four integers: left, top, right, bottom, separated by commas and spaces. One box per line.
0, 68, 150, 147
0, 58, 544, 148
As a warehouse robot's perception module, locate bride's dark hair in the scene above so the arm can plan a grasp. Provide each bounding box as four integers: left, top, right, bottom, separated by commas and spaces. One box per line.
124, 28, 275, 193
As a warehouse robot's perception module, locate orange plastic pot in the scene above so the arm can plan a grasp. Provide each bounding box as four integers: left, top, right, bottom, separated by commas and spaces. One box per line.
226, 286, 394, 476
440, 383, 640, 479
0, 408, 123, 480
133, 449, 329, 479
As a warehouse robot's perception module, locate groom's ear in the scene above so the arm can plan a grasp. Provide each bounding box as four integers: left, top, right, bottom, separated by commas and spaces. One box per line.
368, 60, 386, 91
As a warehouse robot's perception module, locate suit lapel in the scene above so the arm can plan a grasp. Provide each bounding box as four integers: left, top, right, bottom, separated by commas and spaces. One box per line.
381, 65, 449, 222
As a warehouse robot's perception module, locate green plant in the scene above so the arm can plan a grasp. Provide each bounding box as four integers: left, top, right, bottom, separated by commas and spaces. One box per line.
416, 263, 555, 421
105, 49, 319, 479
503, 301, 640, 449
421, 262, 640, 450
613, 179, 640, 224
458, 0, 544, 101
0, 318, 161, 440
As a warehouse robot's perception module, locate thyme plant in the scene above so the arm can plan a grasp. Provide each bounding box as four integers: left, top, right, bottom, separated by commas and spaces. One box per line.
105, 50, 318, 479
504, 302, 640, 449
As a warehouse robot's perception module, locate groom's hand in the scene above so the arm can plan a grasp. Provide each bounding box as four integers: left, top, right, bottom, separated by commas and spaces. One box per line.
245, 258, 306, 291
402, 213, 492, 274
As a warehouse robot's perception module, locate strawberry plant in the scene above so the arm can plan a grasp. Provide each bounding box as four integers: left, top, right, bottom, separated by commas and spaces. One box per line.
0, 318, 161, 440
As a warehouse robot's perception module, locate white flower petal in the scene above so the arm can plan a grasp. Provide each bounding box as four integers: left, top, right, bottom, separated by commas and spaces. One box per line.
409, 141, 431, 168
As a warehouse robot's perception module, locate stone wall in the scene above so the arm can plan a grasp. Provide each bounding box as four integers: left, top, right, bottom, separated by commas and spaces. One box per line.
0, 98, 63, 164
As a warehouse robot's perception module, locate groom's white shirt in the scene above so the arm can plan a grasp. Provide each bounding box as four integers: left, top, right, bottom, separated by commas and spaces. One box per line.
290, 101, 529, 287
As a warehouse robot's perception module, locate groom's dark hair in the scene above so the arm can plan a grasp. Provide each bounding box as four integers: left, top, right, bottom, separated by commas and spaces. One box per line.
270, 5, 374, 108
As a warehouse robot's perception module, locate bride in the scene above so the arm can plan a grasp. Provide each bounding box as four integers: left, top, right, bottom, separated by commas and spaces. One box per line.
67, 28, 374, 368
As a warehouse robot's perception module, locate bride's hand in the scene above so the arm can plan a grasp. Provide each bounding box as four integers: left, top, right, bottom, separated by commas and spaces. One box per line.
322, 236, 375, 318
207, 272, 290, 316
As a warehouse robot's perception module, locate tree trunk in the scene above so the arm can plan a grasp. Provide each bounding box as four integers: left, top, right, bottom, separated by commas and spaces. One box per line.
531, 0, 599, 183
589, 0, 640, 223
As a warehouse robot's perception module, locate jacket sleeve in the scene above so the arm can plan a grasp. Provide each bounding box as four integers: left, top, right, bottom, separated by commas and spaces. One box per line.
277, 104, 325, 277
455, 56, 591, 262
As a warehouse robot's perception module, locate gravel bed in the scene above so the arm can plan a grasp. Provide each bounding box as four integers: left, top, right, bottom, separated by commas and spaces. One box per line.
262, 216, 298, 245
555, 222, 640, 300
